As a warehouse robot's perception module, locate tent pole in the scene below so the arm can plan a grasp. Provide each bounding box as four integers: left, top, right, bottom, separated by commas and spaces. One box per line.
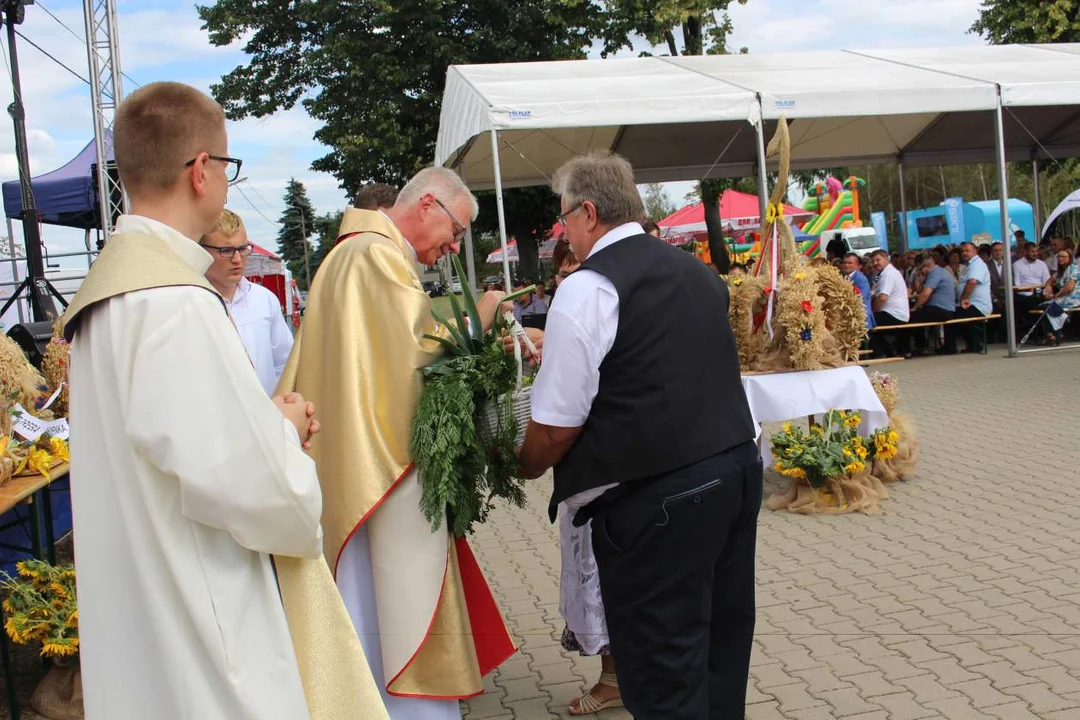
754, 116, 769, 226
1032, 156, 1042, 241
459, 165, 478, 293
995, 92, 1018, 358
897, 160, 908, 253
490, 129, 513, 290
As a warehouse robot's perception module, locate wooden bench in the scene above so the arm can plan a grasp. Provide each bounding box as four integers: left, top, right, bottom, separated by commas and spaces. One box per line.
870, 314, 1001, 355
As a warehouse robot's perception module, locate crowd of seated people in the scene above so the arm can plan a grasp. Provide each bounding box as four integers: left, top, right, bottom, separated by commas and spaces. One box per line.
822, 233, 1080, 357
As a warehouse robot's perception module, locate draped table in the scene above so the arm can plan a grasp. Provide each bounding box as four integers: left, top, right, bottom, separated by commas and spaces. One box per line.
741, 365, 888, 465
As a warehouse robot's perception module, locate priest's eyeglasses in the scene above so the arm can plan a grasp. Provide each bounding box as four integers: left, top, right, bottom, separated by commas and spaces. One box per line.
434, 198, 468, 244
200, 242, 253, 259
557, 203, 584, 229
185, 154, 244, 183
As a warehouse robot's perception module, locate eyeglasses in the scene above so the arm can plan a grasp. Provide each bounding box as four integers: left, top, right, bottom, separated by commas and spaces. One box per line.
557, 203, 584, 229
434, 198, 467, 244
185, 154, 243, 183
200, 242, 253, 259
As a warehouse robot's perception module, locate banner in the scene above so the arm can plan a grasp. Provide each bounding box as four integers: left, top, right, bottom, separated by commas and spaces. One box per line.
870, 212, 888, 250
943, 197, 967, 246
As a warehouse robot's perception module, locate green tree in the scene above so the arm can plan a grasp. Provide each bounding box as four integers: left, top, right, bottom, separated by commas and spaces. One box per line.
599, 1, 748, 272
277, 179, 316, 290
641, 183, 676, 221
199, 0, 599, 192
970, 0, 1080, 44
199, 0, 600, 281
310, 210, 344, 279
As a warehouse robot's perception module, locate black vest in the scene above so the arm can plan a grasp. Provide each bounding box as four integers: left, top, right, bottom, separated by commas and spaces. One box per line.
550, 233, 755, 519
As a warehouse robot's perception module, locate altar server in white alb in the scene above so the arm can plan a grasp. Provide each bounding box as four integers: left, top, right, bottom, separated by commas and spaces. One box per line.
201, 209, 294, 394
63, 81, 326, 720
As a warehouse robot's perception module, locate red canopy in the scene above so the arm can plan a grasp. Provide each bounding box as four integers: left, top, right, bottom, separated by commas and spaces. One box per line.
658, 190, 813, 235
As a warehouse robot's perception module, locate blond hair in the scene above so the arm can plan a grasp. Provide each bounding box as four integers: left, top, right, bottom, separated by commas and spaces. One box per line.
552, 151, 644, 226
114, 81, 226, 196
208, 208, 244, 238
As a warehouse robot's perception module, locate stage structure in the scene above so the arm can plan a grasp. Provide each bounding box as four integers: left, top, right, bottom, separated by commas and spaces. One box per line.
83, 0, 127, 243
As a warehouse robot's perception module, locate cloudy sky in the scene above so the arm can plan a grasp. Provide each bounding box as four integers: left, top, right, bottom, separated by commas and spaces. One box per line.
4, 0, 987, 269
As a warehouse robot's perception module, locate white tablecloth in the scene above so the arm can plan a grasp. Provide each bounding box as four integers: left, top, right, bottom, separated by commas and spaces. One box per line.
741, 366, 889, 465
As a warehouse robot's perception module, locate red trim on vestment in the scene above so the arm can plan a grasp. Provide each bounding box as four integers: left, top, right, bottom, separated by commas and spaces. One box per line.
456, 537, 518, 675
332, 462, 414, 578
384, 540, 516, 700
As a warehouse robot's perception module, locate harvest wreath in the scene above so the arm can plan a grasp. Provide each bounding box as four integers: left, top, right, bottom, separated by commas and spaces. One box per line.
411, 255, 535, 538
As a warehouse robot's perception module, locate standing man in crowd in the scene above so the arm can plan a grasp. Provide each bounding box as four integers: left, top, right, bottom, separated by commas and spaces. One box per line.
947, 241, 992, 353
62, 81, 340, 719
868, 249, 910, 357
201, 209, 294, 395
517, 151, 760, 719
278, 167, 516, 718
841, 252, 875, 330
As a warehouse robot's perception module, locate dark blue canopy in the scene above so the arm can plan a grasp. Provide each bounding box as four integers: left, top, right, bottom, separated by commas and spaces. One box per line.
2, 134, 112, 230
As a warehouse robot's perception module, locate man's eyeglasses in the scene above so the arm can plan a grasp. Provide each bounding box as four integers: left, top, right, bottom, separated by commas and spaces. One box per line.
185, 154, 243, 183
200, 242, 253, 259
557, 203, 584, 229
434, 198, 467, 244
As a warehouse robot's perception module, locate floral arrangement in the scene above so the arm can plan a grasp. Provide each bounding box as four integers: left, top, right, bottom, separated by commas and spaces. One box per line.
768, 410, 898, 514
1, 560, 79, 659
411, 255, 534, 538
866, 372, 917, 483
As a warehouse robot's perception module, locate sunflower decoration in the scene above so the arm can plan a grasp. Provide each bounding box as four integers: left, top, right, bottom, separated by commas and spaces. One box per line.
40, 319, 70, 418
867, 373, 918, 483
1, 560, 79, 659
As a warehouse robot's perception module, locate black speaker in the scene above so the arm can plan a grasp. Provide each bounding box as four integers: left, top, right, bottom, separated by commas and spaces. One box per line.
7, 321, 54, 368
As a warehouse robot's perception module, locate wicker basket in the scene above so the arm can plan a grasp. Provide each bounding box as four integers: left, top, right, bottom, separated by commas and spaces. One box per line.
479, 314, 534, 446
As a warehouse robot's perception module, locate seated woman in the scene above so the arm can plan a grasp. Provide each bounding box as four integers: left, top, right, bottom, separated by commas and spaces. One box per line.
1039, 249, 1080, 346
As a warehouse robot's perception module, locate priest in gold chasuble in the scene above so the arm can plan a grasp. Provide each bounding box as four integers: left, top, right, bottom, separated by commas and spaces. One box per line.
277, 168, 516, 718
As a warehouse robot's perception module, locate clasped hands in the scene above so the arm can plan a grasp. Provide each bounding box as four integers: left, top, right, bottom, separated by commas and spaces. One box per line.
272, 392, 320, 450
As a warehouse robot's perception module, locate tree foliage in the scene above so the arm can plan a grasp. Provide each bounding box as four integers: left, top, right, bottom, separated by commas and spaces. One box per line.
641, 183, 676, 222
970, 0, 1080, 44
276, 179, 316, 289
311, 210, 344, 280
598, 0, 748, 57
198, 0, 601, 194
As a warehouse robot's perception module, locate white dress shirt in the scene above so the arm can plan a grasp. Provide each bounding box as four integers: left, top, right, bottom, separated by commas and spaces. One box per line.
530, 222, 644, 508
1013, 257, 1051, 296
874, 263, 910, 322
226, 278, 295, 395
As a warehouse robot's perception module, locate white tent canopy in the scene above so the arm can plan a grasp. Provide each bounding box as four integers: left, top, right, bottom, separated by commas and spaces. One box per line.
437, 44, 1080, 188
437, 43, 1080, 357
1042, 188, 1080, 239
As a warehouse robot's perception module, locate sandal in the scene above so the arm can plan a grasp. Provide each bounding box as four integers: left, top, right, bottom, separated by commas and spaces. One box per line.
569, 672, 623, 715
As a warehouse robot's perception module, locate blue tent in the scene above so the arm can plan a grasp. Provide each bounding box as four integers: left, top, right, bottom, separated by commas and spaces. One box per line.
2, 134, 112, 230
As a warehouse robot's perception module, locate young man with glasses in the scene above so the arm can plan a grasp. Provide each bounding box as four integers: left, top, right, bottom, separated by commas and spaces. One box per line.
201, 209, 294, 395
59, 82, 380, 720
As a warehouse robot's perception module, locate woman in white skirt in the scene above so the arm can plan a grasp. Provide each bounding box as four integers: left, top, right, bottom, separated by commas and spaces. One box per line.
550, 240, 622, 715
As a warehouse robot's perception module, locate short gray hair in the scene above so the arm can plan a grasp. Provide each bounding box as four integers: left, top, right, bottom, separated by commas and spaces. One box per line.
552, 151, 644, 226
395, 167, 478, 220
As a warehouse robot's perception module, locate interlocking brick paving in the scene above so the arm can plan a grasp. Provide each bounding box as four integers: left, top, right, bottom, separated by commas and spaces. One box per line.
464, 348, 1080, 719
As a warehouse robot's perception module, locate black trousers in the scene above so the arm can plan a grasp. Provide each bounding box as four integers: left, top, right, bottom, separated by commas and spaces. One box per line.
909, 306, 953, 350
945, 305, 987, 351
869, 311, 907, 357
590, 441, 763, 719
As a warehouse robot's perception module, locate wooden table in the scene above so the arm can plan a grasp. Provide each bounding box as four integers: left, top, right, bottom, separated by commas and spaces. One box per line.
0, 462, 69, 719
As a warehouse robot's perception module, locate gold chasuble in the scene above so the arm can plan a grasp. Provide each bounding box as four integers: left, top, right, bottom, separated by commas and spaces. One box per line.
277, 208, 516, 698
63, 232, 388, 720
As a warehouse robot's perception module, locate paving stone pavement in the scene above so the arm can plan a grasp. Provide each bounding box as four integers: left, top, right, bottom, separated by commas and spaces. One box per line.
462, 348, 1080, 720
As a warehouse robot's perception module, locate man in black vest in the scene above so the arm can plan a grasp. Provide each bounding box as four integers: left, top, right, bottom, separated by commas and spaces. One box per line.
517, 151, 761, 719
